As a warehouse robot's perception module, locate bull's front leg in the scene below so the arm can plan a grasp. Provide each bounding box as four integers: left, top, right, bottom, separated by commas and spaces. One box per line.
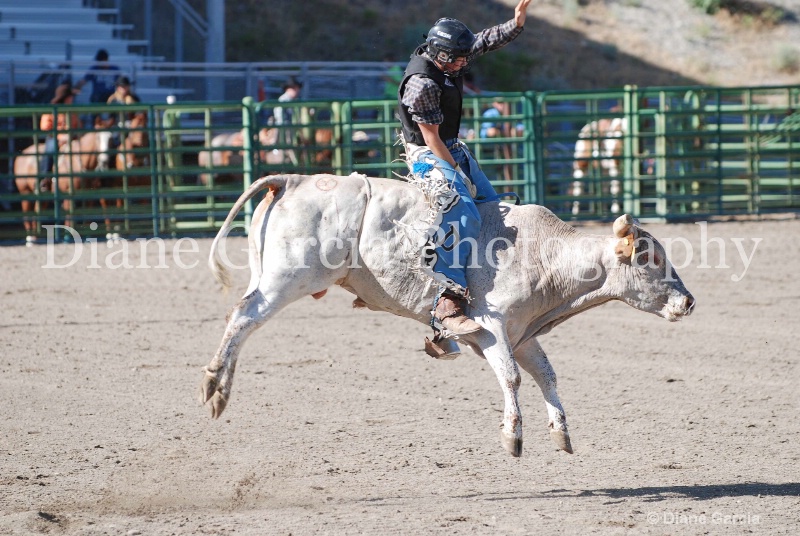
514, 338, 573, 454
474, 327, 523, 457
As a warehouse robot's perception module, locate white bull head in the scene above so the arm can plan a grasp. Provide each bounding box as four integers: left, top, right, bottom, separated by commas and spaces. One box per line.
610, 214, 695, 321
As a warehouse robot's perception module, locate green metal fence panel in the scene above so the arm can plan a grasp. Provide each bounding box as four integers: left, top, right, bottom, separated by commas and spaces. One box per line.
534, 84, 800, 220
535, 88, 628, 220
152, 101, 254, 235
1, 85, 798, 245
250, 97, 340, 178
460, 93, 533, 202
333, 99, 404, 179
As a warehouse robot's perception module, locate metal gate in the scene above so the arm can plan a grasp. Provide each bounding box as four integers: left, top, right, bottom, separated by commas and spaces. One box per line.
1, 84, 798, 244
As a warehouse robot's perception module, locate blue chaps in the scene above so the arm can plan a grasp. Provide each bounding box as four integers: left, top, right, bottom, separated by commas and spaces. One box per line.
406, 141, 503, 297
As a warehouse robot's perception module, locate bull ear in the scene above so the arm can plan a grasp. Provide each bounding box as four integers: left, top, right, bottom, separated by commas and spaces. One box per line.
613, 214, 635, 238
613, 214, 638, 263
614, 233, 636, 262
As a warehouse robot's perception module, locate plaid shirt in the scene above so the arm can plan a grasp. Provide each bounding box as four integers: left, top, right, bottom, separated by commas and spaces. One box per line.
402, 19, 523, 126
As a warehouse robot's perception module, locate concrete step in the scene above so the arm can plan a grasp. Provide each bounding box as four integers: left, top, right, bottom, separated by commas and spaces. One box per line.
0, 23, 133, 41
0, 7, 118, 24
0, 0, 84, 8
0, 39, 139, 58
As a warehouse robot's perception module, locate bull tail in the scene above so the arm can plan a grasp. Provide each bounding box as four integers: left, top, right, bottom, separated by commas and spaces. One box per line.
208, 175, 289, 289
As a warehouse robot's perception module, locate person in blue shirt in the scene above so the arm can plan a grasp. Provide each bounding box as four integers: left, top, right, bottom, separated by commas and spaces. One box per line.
76, 49, 120, 105
480, 99, 507, 139
75, 49, 120, 132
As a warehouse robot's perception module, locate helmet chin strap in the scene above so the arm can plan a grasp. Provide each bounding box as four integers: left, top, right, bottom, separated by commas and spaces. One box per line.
434, 59, 466, 78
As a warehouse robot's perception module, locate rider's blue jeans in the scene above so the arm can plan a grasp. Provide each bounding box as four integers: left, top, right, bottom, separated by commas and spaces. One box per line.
408, 141, 498, 296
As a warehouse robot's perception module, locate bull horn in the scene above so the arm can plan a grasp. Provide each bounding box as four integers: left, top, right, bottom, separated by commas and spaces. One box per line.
613, 214, 634, 238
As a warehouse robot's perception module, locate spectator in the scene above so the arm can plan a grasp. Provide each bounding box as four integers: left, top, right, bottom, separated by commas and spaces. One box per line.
106, 75, 140, 108
75, 49, 120, 132
271, 77, 304, 163
18, 63, 72, 104
75, 49, 120, 104
480, 99, 525, 185
480, 99, 508, 139
273, 76, 302, 126
96, 76, 141, 170
39, 83, 81, 181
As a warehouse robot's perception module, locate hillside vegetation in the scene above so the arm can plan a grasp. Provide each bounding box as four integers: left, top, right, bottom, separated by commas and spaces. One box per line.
223, 0, 800, 92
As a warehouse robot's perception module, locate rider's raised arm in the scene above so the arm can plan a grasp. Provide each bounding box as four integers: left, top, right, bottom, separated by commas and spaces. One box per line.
515, 0, 533, 28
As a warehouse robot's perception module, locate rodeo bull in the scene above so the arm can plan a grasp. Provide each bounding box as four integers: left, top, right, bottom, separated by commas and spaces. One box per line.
199, 173, 695, 457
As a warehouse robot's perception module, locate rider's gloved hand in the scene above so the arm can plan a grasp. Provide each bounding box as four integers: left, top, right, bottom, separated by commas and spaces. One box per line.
454, 164, 478, 197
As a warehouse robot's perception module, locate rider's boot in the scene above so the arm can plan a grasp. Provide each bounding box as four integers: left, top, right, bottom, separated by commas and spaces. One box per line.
424, 336, 461, 359
435, 293, 482, 335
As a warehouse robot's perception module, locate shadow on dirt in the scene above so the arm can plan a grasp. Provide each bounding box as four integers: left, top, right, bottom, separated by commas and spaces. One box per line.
541, 482, 800, 502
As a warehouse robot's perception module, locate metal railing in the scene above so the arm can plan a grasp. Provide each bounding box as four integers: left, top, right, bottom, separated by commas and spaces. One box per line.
1, 59, 404, 106
535, 84, 800, 219
1, 83, 798, 244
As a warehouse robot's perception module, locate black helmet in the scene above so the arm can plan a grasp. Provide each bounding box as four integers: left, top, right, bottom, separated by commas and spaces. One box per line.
425, 18, 476, 77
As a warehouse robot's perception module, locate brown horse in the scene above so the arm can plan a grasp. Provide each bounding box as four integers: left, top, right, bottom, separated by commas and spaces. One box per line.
14, 134, 104, 244
89, 111, 152, 238
197, 128, 298, 186
197, 130, 248, 186
13, 124, 150, 243
114, 111, 150, 174
13, 143, 52, 244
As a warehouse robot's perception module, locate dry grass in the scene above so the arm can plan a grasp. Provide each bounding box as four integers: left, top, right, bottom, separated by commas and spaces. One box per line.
224, 0, 703, 91
131, 0, 800, 91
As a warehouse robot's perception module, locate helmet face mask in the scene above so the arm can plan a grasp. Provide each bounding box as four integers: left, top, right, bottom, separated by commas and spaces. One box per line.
425, 18, 476, 77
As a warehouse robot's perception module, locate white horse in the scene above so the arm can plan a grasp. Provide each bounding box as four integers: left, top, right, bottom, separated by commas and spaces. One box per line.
571, 117, 627, 215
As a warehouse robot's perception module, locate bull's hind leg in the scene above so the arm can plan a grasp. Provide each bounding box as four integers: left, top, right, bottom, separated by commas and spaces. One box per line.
200, 288, 294, 418
514, 338, 573, 454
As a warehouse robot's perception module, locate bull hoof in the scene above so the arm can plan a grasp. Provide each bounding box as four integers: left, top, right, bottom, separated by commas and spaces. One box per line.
550, 429, 574, 454
500, 430, 523, 457
200, 368, 229, 419
199, 373, 218, 405
209, 392, 228, 419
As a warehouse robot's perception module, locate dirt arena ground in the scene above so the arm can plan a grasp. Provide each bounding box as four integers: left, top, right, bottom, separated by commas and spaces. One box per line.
1, 216, 799, 535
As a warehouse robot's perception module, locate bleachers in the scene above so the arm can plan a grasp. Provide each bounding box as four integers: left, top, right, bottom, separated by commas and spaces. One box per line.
0, 0, 167, 103
0, 23, 129, 43
0, 39, 25, 55
0, 7, 121, 24
0, 0, 84, 7
0, 38, 146, 62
